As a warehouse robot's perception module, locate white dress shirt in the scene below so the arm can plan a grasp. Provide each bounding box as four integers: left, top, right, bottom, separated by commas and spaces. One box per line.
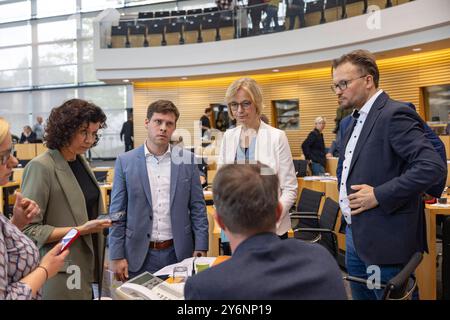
144, 142, 173, 241
339, 89, 383, 224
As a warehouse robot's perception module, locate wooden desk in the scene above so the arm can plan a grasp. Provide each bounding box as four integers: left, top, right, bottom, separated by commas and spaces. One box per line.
439, 136, 450, 159
99, 183, 112, 212
0, 181, 20, 217
35, 143, 47, 156
15, 144, 36, 160
12, 168, 24, 184
447, 161, 450, 187
326, 158, 338, 176
416, 204, 450, 300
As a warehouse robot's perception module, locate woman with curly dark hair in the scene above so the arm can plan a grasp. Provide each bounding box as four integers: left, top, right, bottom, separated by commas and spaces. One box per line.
20, 99, 112, 300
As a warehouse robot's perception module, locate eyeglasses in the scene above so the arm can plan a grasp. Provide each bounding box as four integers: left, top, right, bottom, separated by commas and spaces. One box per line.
228, 100, 252, 111
79, 129, 101, 142
331, 75, 367, 93
0, 147, 14, 165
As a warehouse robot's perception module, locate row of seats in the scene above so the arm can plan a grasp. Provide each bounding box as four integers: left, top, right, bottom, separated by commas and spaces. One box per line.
110, 11, 234, 47
109, 0, 413, 47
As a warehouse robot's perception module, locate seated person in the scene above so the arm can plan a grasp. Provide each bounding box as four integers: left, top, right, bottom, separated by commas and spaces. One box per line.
184, 162, 347, 300
19, 126, 37, 144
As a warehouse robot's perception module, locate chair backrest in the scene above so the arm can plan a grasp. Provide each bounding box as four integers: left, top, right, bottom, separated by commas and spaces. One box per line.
94, 170, 108, 183
382, 252, 423, 300
297, 188, 324, 212
155, 11, 170, 18
293, 159, 308, 177
138, 12, 153, 19
318, 197, 340, 257
443, 216, 450, 300
319, 197, 340, 230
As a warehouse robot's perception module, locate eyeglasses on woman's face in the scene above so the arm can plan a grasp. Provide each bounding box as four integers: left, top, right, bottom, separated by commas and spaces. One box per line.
228, 100, 252, 111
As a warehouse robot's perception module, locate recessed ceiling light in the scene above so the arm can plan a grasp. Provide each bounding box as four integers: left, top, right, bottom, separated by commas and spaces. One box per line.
272, 69, 280, 72
181, 77, 188, 80
412, 48, 422, 52
123, 79, 130, 83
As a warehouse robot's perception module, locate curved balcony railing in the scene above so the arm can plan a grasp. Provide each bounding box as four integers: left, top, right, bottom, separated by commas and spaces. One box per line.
99, 0, 411, 49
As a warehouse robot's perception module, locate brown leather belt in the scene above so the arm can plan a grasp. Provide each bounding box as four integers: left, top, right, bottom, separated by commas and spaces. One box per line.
149, 239, 173, 250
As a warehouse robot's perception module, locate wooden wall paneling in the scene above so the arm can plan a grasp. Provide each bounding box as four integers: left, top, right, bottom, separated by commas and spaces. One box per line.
133, 48, 450, 158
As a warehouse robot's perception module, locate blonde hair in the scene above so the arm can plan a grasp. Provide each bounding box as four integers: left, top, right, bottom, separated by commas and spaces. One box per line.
0, 117, 10, 144
315, 116, 326, 124
224, 78, 264, 120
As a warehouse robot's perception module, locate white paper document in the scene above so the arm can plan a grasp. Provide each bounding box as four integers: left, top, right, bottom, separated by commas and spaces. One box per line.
154, 257, 216, 276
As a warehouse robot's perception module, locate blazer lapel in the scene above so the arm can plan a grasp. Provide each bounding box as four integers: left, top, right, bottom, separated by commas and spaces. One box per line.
170, 151, 179, 209
342, 117, 356, 152
49, 150, 93, 252
137, 147, 153, 209
50, 150, 89, 227
348, 92, 388, 175
228, 126, 241, 163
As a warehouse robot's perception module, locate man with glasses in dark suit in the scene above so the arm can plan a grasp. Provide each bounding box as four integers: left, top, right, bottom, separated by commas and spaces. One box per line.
332, 49, 446, 300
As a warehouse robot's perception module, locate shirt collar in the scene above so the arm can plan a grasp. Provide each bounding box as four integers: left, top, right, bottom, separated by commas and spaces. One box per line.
144, 141, 171, 159
358, 89, 383, 116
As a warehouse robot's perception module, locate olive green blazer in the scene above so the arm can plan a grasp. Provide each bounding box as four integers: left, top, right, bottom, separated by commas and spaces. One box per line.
22, 149, 105, 300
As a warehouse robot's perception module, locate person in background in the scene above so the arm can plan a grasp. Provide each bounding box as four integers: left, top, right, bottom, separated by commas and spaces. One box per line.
333, 49, 445, 299
32, 116, 44, 143
218, 77, 298, 250
109, 100, 208, 281
200, 107, 212, 138
0, 117, 68, 300
248, 0, 265, 35
184, 163, 347, 300
19, 126, 37, 144
21, 99, 111, 299
120, 115, 134, 152
286, 0, 305, 30
302, 116, 327, 175
264, 0, 280, 32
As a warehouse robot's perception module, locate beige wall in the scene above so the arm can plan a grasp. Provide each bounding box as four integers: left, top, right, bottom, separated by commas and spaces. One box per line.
133, 48, 450, 157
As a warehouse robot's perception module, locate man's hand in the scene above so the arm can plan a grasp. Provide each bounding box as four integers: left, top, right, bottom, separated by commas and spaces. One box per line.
110, 259, 129, 282
11, 192, 40, 231
348, 184, 379, 215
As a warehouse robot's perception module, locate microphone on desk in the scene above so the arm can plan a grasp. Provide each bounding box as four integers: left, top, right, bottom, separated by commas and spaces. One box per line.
191, 252, 203, 276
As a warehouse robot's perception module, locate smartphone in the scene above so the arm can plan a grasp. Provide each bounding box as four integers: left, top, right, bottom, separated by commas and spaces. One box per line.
60, 228, 80, 253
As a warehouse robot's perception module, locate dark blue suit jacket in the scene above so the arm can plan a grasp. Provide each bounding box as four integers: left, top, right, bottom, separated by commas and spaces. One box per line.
184, 233, 347, 300
337, 102, 447, 197
336, 92, 446, 265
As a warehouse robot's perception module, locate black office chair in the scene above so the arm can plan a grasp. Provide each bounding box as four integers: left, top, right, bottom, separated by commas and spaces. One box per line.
94, 171, 108, 184
138, 12, 154, 19
290, 187, 324, 227
201, 13, 221, 42
443, 216, 450, 300
292, 197, 340, 258
155, 11, 170, 18
344, 252, 423, 300
293, 159, 309, 177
